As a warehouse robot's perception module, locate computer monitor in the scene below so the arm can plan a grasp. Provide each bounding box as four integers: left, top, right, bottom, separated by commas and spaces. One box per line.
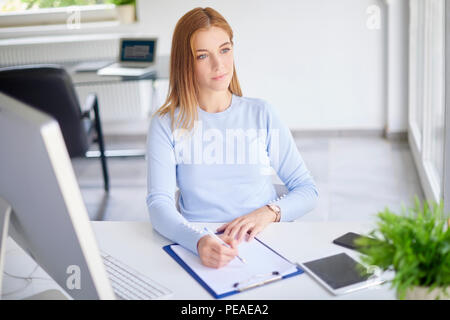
119, 38, 157, 63
0, 92, 116, 300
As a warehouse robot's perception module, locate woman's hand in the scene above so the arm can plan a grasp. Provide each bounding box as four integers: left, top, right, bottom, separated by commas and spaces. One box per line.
216, 206, 277, 243
197, 234, 239, 269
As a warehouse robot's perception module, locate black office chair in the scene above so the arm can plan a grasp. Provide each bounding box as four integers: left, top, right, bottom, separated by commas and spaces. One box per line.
0, 64, 110, 192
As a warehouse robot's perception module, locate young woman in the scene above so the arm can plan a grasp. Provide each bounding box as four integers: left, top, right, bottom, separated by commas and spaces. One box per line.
146, 7, 319, 269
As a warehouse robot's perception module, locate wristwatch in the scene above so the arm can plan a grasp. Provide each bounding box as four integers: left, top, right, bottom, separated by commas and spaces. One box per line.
266, 204, 281, 222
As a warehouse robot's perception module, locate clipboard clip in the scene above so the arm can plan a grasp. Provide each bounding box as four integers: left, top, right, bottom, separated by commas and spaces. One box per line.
233, 271, 282, 292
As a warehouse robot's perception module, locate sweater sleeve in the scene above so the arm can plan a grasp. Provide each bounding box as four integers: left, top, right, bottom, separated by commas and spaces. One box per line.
264, 101, 319, 221
146, 114, 207, 255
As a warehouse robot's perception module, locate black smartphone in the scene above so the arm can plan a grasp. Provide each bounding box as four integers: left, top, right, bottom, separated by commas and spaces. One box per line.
332, 232, 372, 252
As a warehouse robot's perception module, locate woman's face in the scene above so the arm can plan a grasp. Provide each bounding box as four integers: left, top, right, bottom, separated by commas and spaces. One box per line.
193, 26, 234, 93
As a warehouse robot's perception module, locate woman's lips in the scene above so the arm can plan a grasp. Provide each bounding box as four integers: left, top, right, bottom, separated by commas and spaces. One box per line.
212, 73, 227, 80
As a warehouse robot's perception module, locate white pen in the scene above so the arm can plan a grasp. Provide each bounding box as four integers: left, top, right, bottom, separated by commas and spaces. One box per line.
203, 227, 246, 264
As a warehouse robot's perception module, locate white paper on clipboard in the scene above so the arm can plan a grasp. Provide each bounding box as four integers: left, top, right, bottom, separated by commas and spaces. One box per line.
171, 237, 298, 296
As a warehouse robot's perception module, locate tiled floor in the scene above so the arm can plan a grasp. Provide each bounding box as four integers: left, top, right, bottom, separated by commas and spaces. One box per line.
72, 135, 424, 223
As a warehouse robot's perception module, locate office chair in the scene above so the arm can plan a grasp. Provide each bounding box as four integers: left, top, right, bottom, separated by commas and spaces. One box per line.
0, 64, 109, 192
174, 183, 288, 212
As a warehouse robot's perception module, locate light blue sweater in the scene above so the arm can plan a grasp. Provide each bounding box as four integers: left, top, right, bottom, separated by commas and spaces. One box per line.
146, 94, 319, 255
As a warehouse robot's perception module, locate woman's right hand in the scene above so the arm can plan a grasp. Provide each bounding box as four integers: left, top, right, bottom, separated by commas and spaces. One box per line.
197, 234, 239, 268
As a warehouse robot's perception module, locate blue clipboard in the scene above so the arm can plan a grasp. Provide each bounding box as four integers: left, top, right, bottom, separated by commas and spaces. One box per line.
163, 237, 304, 299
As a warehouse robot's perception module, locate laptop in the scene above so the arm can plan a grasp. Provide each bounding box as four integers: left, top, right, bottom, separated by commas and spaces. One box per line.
97, 37, 157, 77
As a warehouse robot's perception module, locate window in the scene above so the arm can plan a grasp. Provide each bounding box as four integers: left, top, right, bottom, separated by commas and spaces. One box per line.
408, 0, 446, 203
0, 0, 136, 29
1, 0, 109, 12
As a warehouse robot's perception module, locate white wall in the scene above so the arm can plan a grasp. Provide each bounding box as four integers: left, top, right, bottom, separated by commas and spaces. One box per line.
386, 0, 408, 135
136, 0, 386, 131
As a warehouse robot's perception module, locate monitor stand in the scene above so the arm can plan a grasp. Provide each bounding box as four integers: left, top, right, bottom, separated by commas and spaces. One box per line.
0, 197, 67, 300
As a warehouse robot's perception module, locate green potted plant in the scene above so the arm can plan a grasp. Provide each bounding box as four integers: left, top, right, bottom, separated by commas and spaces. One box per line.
355, 196, 450, 300
107, 0, 136, 24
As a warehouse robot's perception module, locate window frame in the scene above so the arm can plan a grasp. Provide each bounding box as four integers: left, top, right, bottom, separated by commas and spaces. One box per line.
0, 4, 119, 29
443, 0, 450, 217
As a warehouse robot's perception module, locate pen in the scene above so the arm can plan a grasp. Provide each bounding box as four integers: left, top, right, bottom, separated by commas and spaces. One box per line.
203, 227, 246, 264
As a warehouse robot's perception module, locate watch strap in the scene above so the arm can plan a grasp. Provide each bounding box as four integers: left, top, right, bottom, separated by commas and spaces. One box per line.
266, 204, 281, 222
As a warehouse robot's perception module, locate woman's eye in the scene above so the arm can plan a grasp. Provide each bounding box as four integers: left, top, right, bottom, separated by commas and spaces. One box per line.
197, 48, 230, 60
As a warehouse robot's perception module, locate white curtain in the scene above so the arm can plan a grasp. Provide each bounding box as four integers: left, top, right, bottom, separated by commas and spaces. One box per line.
408, 0, 445, 203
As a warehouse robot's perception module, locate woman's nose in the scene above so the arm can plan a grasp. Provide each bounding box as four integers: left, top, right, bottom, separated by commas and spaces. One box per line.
211, 54, 223, 70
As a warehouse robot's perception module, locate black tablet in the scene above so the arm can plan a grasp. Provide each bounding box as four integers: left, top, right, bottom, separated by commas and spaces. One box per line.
300, 253, 385, 295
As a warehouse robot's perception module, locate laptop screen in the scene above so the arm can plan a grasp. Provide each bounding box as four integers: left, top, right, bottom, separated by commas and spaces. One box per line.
120, 39, 156, 62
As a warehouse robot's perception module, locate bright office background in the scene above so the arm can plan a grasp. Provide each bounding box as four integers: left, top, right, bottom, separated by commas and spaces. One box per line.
0, 0, 447, 213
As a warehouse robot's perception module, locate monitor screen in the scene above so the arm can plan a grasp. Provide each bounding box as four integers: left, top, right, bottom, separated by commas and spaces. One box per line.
120, 39, 156, 62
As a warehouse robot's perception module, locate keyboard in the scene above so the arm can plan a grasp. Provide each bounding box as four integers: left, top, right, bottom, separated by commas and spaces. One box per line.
101, 251, 173, 300
97, 64, 156, 77
73, 60, 113, 72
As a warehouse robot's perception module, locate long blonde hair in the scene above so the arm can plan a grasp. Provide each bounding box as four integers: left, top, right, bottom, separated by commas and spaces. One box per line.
155, 7, 242, 132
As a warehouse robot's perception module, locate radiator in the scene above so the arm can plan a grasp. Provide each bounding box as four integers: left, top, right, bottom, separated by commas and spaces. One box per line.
0, 34, 163, 134
76, 80, 152, 121
0, 33, 120, 65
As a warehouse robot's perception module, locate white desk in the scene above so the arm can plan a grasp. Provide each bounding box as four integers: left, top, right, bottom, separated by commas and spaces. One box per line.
2, 221, 396, 300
